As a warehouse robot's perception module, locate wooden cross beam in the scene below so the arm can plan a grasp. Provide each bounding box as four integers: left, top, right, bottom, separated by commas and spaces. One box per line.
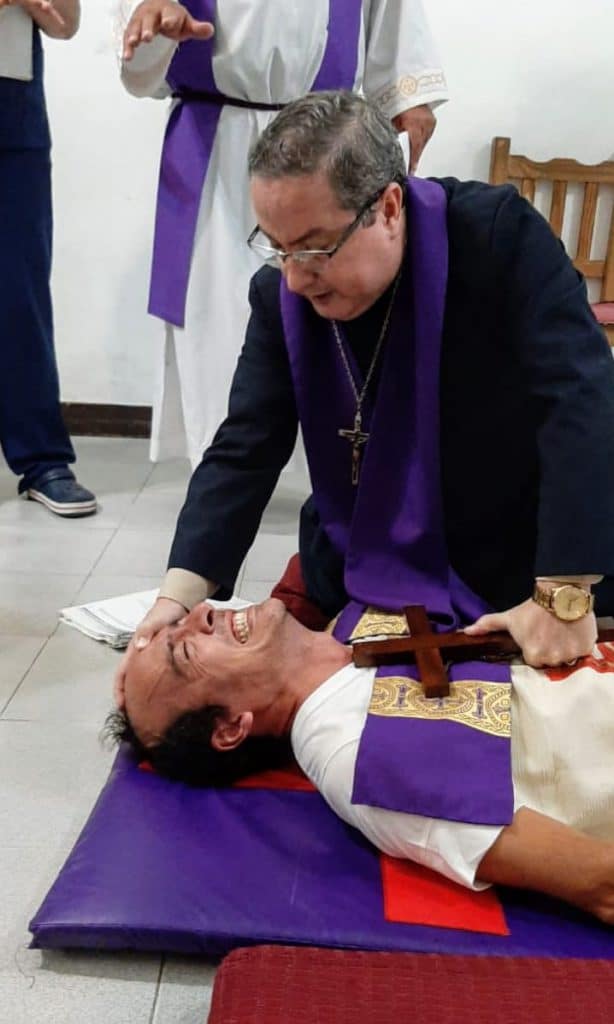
351, 605, 614, 700
402, 606, 450, 699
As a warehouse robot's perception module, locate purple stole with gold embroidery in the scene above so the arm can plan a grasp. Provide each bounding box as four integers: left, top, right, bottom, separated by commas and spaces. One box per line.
148, 0, 363, 327
280, 178, 515, 826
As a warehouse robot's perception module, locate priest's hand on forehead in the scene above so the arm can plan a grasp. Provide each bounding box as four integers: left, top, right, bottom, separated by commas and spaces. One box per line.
113, 596, 188, 710
122, 0, 214, 62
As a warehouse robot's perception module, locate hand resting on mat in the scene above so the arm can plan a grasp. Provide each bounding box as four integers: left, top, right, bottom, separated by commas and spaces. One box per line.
104, 597, 614, 925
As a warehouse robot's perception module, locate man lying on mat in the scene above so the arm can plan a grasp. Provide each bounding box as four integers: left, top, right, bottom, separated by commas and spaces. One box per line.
115, 90, 614, 687
107, 597, 614, 926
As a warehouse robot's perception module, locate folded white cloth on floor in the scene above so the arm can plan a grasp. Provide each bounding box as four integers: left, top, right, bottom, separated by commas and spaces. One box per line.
59, 590, 250, 648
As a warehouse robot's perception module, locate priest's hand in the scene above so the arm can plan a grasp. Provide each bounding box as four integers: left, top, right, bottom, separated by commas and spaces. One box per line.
464, 598, 598, 668
113, 596, 188, 708
391, 105, 436, 173
123, 0, 214, 61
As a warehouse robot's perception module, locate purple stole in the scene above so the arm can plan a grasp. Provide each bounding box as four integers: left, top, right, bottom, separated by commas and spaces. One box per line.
280, 178, 515, 826
148, 0, 363, 327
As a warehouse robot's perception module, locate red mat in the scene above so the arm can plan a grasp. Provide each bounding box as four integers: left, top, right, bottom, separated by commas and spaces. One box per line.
208, 945, 614, 1024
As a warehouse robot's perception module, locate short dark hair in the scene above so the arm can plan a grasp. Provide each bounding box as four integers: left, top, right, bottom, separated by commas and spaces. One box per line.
248, 90, 406, 211
103, 706, 293, 788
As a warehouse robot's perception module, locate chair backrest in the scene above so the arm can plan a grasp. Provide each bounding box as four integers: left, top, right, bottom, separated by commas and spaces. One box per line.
489, 137, 614, 302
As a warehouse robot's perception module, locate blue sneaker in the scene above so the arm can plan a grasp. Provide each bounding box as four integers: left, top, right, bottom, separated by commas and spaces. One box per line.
24, 468, 97, 518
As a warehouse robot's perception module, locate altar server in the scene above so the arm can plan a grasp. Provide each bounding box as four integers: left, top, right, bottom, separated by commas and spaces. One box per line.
116, 0, 448, 466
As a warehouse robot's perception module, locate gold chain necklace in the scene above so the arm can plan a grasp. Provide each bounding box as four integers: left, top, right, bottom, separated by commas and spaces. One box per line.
331, 271, 401, 485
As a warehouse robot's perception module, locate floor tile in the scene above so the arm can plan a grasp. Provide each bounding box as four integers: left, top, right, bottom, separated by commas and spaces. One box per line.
0, 491, 136, 532
0, 636, 47, 712
142, 457, 191, 490
0, 842, 81, 976
0, 524, 115, 575
0, 949, 159, 1024
0, 573, 85, 636
0, 465, 18, 503
120, 486, 187, 531
0, 721, 115, 848
71, 436, 153, 470
91, 528, 171, 578
2, 628, 119, 724
73, 575, 161, 607
153, 957, 217, 1024
242, 533, 299, 583
237, 579, 274, 604
260, 473, 308, 534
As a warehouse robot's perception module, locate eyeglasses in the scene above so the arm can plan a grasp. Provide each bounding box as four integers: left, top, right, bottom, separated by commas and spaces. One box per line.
246, 186, 388, 268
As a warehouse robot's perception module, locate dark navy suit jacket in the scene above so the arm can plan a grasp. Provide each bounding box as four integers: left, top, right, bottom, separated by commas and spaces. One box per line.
168, 179, 614, 616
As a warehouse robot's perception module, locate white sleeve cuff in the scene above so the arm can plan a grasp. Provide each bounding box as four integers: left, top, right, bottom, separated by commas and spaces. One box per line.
159, 568, 219, 610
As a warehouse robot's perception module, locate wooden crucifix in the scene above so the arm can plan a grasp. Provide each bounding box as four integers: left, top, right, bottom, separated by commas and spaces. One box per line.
351, 605, 614, 700
338, 411, 369, 486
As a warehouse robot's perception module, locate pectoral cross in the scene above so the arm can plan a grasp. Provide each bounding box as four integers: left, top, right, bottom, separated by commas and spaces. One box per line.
338, 411, 369, 486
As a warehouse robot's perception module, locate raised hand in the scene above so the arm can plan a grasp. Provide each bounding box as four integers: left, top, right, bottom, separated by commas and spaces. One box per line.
123, 0, 214, 61
392, 104, 437, 173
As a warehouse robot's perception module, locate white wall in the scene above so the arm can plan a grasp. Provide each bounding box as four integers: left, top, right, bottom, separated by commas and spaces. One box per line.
44, 0, 614, 405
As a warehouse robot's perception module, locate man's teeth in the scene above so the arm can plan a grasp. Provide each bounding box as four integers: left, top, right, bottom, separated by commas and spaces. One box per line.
233, 611, 249, 644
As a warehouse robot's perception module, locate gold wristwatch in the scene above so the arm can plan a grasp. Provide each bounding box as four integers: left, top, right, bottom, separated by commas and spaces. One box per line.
532, 582, 594, 622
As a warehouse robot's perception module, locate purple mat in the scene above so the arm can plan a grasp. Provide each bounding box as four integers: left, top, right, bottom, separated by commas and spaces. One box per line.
29, 747, 614, 957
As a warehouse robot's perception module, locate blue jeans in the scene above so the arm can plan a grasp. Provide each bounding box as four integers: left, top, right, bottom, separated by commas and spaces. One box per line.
0, 146, 75, 489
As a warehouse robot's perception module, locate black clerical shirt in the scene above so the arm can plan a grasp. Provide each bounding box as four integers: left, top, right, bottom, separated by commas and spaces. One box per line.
167, 179, 614, 617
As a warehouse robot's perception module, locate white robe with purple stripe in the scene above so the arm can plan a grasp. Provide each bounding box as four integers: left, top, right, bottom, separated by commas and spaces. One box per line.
114, 0, 448, 467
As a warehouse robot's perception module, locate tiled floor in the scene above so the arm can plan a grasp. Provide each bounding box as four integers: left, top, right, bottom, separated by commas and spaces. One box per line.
0, 437, 308, 1024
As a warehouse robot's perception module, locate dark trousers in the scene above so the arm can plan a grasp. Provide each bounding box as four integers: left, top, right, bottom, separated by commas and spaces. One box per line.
0, 146, 74, 489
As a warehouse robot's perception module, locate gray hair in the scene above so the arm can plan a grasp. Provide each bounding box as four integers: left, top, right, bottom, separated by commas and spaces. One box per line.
248, 90, 406, 211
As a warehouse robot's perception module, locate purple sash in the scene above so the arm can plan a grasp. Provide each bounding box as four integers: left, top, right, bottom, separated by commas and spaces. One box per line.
334, 611, 513, 825
148, 0, 363, 327
281, 179, 514, 825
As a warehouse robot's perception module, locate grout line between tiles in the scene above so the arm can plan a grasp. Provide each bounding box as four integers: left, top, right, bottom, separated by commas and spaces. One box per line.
148, 955, 166, 1024
0, 638, 48, 718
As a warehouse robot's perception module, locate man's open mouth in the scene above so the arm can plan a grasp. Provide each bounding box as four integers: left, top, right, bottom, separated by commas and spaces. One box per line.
231, 610, 249, 644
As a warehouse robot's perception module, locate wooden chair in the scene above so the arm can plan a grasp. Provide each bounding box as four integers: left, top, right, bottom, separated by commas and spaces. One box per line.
490, 137, 614, 345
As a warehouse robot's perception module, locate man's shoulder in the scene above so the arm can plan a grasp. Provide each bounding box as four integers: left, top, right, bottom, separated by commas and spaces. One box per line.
430, 177, 544, 281
249, 264, 283, 306
246, 264, 285, 338
431, 176, 525, 243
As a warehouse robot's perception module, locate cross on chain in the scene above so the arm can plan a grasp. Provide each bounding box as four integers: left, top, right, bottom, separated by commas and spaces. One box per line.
338, 410, 370, 486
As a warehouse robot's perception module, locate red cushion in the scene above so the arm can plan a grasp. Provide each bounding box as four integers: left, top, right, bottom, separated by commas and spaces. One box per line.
380, 854, 509, 935
592, 302, 614, 325
208, 945, 614, 1024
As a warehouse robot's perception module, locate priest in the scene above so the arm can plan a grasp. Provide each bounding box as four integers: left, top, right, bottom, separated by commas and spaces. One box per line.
117, 90, 614, 689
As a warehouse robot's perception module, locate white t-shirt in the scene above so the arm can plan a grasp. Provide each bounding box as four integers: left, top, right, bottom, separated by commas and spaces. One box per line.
291, 653, 614, 889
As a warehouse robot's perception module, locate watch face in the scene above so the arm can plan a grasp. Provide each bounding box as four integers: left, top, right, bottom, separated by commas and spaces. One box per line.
552, 585, 589, 622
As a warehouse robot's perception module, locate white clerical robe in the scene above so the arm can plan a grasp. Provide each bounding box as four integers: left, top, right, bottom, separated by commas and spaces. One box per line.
114, 0, 449, 467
